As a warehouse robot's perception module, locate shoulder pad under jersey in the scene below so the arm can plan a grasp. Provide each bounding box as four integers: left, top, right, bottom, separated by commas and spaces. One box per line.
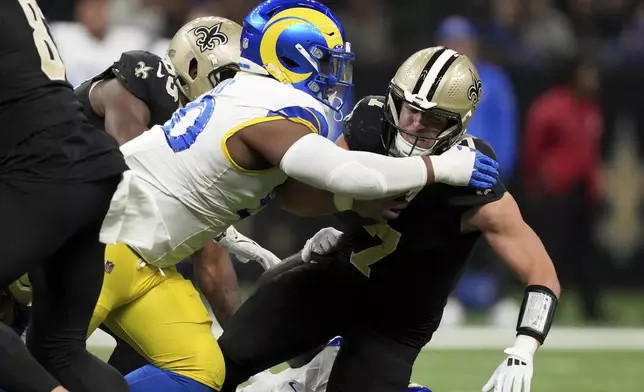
230, 73, 331, 138
111, 50, 180, 125
342, 95, 388, 155
457, 135, 498, 161
445, 135, 507, 207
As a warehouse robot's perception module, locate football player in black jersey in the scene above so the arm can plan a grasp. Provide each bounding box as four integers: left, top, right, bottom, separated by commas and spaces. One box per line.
217, 47, 561, 392
0, 1, 128, 391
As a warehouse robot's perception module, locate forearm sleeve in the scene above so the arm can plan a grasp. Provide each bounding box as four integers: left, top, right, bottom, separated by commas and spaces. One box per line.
279, 133, 427, 199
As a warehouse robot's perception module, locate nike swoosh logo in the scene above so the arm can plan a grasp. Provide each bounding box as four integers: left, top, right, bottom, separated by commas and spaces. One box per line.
288, 381, 298, 392
157, 62, 164, 78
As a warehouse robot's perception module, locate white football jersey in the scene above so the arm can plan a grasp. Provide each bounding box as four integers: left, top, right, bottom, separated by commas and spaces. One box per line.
100, 72, 330, 267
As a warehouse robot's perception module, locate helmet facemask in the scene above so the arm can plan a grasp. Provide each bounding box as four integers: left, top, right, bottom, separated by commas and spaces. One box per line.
382, 84, 464, 157
238, 1, 354, 112
299, 42, 354, 112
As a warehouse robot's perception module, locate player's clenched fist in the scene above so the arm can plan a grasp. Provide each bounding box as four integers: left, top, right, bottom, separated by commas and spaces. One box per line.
426, 145, 500, 190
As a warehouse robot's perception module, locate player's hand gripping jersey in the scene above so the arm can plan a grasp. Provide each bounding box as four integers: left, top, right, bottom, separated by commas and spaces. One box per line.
100, 72, 330, 267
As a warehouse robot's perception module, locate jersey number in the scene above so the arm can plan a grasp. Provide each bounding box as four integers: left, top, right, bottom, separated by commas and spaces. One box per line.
350, 223, 402, 278
162, 96, 215, 152
160, 58, 179, 103
161, 78, 235, 152
17, 0, 66, 81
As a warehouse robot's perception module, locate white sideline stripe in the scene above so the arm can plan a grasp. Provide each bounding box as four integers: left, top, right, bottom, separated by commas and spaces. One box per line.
427, 326, 644, 350
87, 326, 644, 351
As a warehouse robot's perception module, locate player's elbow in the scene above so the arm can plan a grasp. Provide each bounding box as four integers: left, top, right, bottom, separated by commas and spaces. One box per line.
280, 135, 386, 198
525, 252, 561, 296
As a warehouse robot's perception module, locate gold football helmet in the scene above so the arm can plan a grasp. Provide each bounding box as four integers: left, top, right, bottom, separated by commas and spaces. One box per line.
383, 46, 483, 156
7, 274, 32, 306
166, 16, 242, 103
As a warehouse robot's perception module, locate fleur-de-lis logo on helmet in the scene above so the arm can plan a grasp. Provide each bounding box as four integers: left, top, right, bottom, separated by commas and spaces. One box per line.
193, 23, 228, 52
467, 69, 483, 107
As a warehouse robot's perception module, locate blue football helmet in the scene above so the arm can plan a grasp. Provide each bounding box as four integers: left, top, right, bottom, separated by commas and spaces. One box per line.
408, 382, 432, 392
239, 0, 354, 112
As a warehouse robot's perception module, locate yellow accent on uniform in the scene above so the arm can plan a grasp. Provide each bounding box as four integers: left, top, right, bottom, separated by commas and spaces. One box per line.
220, 117, 283, 174
90, 244, 225, 391
266, 8, 343, 47
102, 71, 327, 268
302, 107, 322, 133
259, 18, 311, 84
220, 115, 320, 174
259, 8, 344, 84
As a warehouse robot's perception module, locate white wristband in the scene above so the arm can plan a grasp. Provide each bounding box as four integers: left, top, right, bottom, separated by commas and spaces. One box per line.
428, 154, 449, 184
513, 334, 539, 356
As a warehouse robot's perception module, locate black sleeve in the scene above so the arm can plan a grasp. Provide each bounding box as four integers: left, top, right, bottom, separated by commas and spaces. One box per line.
444, 137, 507, 208
341, 95, 388, 155
110, 50, 179, 126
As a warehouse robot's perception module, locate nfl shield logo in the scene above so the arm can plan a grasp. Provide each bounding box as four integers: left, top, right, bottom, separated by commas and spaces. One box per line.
104, 261, 115, 274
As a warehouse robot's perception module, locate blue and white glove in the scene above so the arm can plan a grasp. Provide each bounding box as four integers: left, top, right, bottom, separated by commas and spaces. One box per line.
217, 226, 281, 270
301, 227, 344, 262
429, 145, 499, 189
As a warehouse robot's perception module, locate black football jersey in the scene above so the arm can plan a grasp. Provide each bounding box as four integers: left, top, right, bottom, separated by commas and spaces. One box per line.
75, 50, 180, 132
334, 95, 507, 316
0, 0, 87, 155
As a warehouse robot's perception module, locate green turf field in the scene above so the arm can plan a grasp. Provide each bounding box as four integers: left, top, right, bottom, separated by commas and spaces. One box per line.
90, 347, 644, 392
410, 350, 644, 392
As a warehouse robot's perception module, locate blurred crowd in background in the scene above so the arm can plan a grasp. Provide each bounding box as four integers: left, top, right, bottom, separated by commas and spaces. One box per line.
38, 0, 644, 327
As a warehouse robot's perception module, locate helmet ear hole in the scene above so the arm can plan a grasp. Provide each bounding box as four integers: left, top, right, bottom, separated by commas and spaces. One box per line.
188, 58, 199, 80
279, 56, 299, 68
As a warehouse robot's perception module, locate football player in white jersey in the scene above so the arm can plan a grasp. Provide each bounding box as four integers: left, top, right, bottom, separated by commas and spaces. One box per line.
100, 0, 500, 273
80, 17, 275, 392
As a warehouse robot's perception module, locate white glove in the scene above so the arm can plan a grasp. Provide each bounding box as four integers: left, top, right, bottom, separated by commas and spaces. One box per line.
429, 145, 499, 189
217, 226, 281, 270
482, 335, 538, 392
301, 227, 344, 262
